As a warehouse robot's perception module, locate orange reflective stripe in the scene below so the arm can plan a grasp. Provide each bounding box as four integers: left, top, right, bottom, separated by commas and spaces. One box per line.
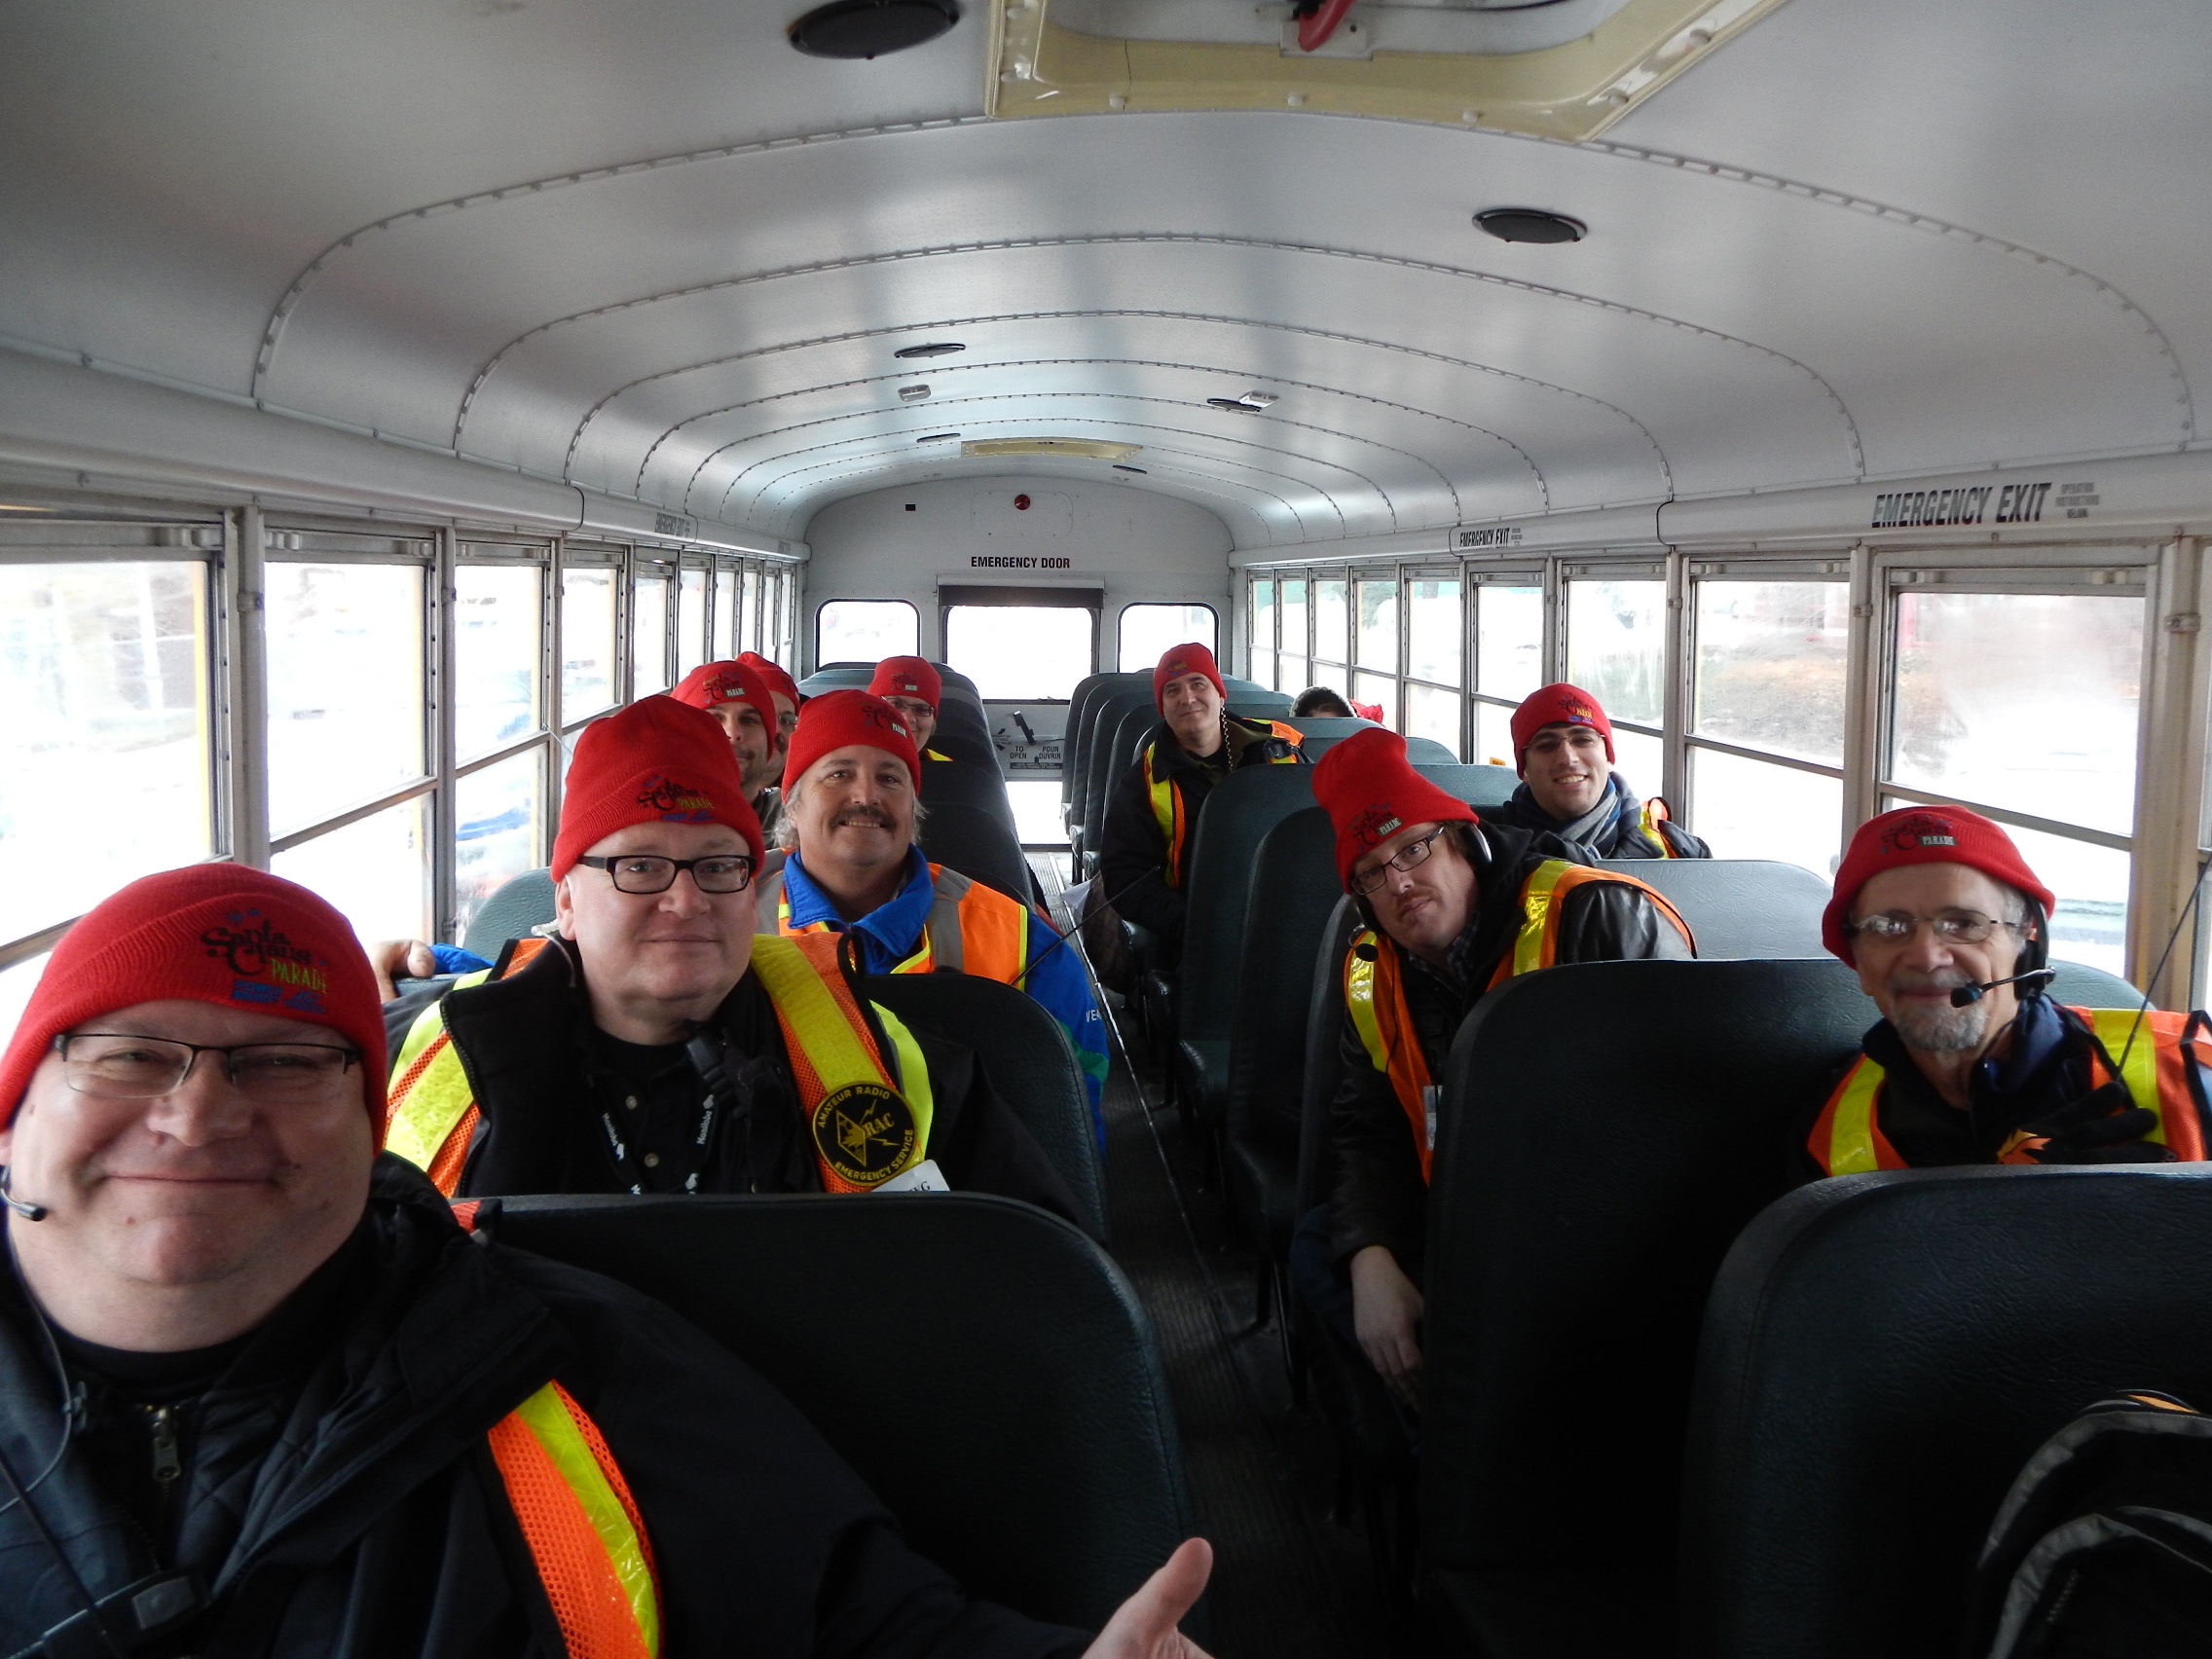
1266, 719, 1304, 753
2074, 1006, 2207, 1161
1353, 938, 1436, 1184
487, 1382, 659, 1659
384, 937, 551, 1196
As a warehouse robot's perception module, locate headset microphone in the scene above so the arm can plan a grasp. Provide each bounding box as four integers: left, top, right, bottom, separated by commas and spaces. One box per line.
0, 1167, 45, 1223
1949, 968, 2057, 1008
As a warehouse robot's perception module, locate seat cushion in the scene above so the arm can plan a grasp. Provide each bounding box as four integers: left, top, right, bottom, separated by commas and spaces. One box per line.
1175, 1038, 1231, 1130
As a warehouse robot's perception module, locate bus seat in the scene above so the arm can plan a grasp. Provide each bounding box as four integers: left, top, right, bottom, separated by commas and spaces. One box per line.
861, 971, 1107, 1243
495, 1192, 1197, 1636
461, 866, 556, 959
1679, 1165, 2212, 1659
2045, 958, 2139, 1005
915, 799, 1034, 906
917, 753, 1019, 831
1164, 768, 1320, 1137
1078, 692, 1161, 873
1419, 958, 1870, 1659
1594, 857, 1830, 958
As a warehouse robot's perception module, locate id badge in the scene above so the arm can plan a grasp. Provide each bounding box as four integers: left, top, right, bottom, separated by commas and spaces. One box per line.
874, 1159, 951, 1195
1422, 1085, 1441, 1152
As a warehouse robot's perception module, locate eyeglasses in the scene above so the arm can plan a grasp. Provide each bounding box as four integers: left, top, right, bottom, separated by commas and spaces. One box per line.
53, 1033, 361, 1102
572, 853, 756, 895
1350, 827, 1449, 896
1846, 911, 2027, 945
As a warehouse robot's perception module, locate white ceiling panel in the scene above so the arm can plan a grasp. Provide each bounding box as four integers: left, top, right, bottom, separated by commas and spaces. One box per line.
3, 0, 2207, 549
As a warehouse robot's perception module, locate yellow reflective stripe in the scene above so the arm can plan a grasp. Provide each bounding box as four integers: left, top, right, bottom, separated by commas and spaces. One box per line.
2090, 1008, 2167, 1145
1510, 860, 1573, 978
871, 1003, 937, 1154
385, 971, 496, 1175
1144, 744, 1180, 884
390, 967, 492, 1076
1825, 1059, 1888, 1175
511, 1383, 660, 1658
1344, 932, 1389, 1074
749, 937, 931, 1181
1638, 804, 1677, 858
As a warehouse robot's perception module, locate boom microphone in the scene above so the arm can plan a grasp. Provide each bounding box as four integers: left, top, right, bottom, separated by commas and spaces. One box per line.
1949, 968, 2057, 1008
0, 1167, 46, 1222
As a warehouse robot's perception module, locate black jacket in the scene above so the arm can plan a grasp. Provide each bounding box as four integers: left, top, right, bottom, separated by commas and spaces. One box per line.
1790, 995, 2194, 1181
1326, 824, 1695, 1272
383, 938, 1080, 1223
1096, 714, 1304, 952
0, 1160, 1088, 1659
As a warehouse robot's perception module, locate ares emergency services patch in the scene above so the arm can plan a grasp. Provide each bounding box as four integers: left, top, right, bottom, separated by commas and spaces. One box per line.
810, 1082, 917, 1187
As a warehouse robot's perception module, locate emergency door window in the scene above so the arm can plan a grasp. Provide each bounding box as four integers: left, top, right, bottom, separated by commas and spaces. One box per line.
1249, 578, 1275, 688
818, 599, 917, 665
1279, 578, 1309, 690
0, 560, 213, 945
1120, 603, 1217, 672
1890, 589, 2143, 838
1693, 581, 1847, 765
945, 605, 1094, 700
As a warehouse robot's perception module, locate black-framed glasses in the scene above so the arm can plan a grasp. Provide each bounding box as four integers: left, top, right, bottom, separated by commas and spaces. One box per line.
53, 1033, 362, 1102
572, 853, 756, 895
1846, 911, 2026, 945
1349, 827, 1449, 897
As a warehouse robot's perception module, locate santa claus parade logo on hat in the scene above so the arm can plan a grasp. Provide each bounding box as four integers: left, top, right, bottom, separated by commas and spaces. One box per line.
704, 671, 753, 704
638, 774, 716, 822
860, 704, 910, 740
202, 907, 329, 1011
1883, 811, 1959, 854
1350, 804, 1406, 847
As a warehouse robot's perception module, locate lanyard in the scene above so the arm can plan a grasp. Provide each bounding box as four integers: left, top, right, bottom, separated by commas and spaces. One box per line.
588, 1039, 729, 1196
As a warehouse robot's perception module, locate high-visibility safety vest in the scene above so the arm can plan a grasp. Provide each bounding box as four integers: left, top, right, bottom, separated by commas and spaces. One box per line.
1344, 859, 1692, 1181
450, 1201, 661, 1659
756, 862, 1028, 983
1806, 1006, 2212, 1175
1636, 798, 1679, 859
1143, 720, 1303, 889
386, 934, 935, 1196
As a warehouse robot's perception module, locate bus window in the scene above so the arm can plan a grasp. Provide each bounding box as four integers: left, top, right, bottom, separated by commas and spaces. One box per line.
711, 565, 738, 659
272, 795, 431, 946
561, 564, 617, 719
0, 560, 214, 944
456, 562, 542, 762
266, 561, 424, 835
678, 566, 708, 679
454, 749, 546, 943
1279, 578, 1309, 690
1406, 574, 1463, 758
817, 598, 917, 665
1889, 585, 2146, 974
1472, 579, 1545, 765
1312, 577, 1348, 688
1567, 574, 1665, 786
632, 569, 671, 695
1119, 603, 1216, 673
1248, 577, 1274, 688
945, 605, 1094, 700
1689, 578, 1849, 877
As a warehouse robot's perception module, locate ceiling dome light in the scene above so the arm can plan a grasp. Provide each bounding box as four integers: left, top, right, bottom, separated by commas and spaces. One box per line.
1475, 207, 1587, 244
789, 0, 959, 60
895, 341, 966, 359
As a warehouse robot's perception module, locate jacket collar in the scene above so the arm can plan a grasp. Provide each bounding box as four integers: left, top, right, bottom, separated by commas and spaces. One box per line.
781, 845, 935, 972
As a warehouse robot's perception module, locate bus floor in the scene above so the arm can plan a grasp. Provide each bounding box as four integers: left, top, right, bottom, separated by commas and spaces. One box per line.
1029, 853, 1393, 1659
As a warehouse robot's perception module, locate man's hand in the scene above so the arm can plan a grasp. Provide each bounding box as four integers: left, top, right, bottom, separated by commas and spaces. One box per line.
369, 939, 438, 1002
1082, 1537, 1213, 1659
1349, 1244, 1423, 1408
2016, 1080, 2178, 1165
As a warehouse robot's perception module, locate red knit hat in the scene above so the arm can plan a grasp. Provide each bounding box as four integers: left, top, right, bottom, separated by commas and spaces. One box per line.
1510, 683, 1614, 772
552, 696, 764, 880
867, 655, 941, 710
0, 866, 389, 1130
1154, 642, 1226, 710
781, 689, 919, 793
738, 653, 801, 717
1312, 727, 1481, 891
671, 659, 777, 730
1823, 806, 2056, 964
